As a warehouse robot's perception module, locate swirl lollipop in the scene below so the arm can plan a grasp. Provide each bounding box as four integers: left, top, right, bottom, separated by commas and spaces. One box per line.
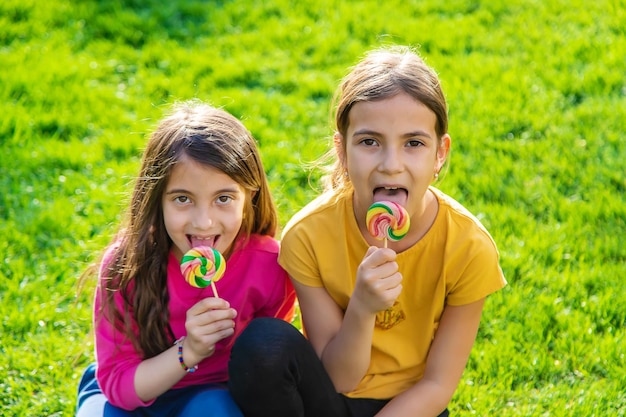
180, 246, 226, 297
366, 201, 410, 247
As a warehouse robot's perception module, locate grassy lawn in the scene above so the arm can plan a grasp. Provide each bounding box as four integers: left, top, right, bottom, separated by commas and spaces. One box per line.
1, 0, 624, 415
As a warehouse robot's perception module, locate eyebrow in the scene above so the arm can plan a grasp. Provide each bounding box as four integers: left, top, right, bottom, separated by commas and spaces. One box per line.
164, 186, 242, 196
352, 128, 434, 139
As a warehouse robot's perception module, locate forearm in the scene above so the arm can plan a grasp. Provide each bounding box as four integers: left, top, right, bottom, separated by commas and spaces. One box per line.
134, 339, 197, 401
375, 378, 452, 417
375, 301, 486, 417
321, 299, 376, 392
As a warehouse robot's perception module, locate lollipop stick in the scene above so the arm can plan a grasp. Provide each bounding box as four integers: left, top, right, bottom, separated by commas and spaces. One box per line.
384, 237, 388, 248
211, 281, 219, 298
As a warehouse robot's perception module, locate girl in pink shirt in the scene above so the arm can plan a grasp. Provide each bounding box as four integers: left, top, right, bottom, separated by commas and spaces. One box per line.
75, 100, 296, 417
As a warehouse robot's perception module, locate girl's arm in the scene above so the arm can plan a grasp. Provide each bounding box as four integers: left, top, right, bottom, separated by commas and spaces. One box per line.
375, 298, 486, 417
96, 293, 236, 409
293, 246, 402, 392
134, 297, 236, 402
293, 279, 375, 393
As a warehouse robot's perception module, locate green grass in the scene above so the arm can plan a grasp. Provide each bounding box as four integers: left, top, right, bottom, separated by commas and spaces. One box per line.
1, 0, 625, 415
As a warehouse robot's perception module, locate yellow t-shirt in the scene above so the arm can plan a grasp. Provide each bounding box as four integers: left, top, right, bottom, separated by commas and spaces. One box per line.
279, 187, 507, 399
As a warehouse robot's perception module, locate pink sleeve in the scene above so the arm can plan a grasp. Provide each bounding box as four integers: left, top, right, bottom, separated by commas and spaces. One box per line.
93, 246, 155, 410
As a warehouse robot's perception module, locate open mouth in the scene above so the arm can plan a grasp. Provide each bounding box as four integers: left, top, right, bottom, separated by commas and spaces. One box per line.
373, 186, 408, 207
188, 235, 218, 249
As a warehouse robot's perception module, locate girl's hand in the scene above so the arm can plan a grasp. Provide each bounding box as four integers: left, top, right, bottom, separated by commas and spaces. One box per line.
132, 298, 236, 401
183, 297, 237, 363
353, 246, 403, 314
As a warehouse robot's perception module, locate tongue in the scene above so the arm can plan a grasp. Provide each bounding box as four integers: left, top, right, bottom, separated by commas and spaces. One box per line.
373, 188, 408, 207
191, 238, 215, 248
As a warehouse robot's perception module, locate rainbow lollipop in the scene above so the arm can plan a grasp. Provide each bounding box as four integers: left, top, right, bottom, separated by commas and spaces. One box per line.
366, 201, 410, 247
180, 246, 226, 297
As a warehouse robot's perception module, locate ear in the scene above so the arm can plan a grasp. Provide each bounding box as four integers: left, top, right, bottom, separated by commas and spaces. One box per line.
334, 132, 347, 169
435, 134, 451, 172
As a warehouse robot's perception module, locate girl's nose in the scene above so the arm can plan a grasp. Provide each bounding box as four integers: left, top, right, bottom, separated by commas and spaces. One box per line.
379, 147, 403, 174
192, 207, 214, 230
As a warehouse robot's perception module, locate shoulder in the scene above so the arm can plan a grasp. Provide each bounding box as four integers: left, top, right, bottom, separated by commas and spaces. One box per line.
281, 191, 347, 241
99, 240, 123, 279
433, 187, 485, 228
430, 189, 507, 300
432, 187, 499, 251
230, 234, 285, 272
237, 233, 280, 254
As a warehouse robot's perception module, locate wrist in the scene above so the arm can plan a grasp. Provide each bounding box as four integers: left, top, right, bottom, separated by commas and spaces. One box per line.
175, 336, 198, 373
347, 296, 379, 320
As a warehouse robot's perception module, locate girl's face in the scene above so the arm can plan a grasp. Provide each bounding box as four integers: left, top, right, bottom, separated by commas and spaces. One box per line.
340, 92, 449, 243
162, 154, 247, 261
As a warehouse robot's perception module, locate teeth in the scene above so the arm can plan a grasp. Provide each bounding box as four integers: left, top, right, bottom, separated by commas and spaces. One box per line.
385, 187, 398, 190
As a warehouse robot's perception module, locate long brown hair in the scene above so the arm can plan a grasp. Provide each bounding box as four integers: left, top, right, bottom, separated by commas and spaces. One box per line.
91, 100, 277, 358
324, 45, 449, 193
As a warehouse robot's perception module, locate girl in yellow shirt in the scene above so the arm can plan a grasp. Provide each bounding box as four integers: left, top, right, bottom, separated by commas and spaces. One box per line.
229, 45, 507, 417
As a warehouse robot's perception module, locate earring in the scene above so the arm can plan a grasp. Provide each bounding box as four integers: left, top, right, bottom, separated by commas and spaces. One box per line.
434, 172, 439, 180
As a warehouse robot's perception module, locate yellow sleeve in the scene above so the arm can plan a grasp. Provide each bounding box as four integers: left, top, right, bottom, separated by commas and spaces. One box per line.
279, 221, 324, 288
446, 230, 507, 306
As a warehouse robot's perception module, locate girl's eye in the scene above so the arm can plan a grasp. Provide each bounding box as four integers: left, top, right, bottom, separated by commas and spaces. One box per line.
407, 139, 424, 147
174, 196, 190, 204
361, 138, 378, 146
217, 195, 233, 204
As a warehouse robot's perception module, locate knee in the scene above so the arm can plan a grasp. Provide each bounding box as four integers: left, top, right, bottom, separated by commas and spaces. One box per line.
77, 363, 103, 413
77, 363, 98, 392
231, 317, 303, 367
181, 389, 242, 417
76, 394, 107, 417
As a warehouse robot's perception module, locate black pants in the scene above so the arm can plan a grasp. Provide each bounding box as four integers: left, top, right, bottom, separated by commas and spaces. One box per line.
228, 318, 449, 417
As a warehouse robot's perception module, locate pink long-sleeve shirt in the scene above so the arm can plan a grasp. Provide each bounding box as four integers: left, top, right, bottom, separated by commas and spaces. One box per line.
93, 234, 296, 410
